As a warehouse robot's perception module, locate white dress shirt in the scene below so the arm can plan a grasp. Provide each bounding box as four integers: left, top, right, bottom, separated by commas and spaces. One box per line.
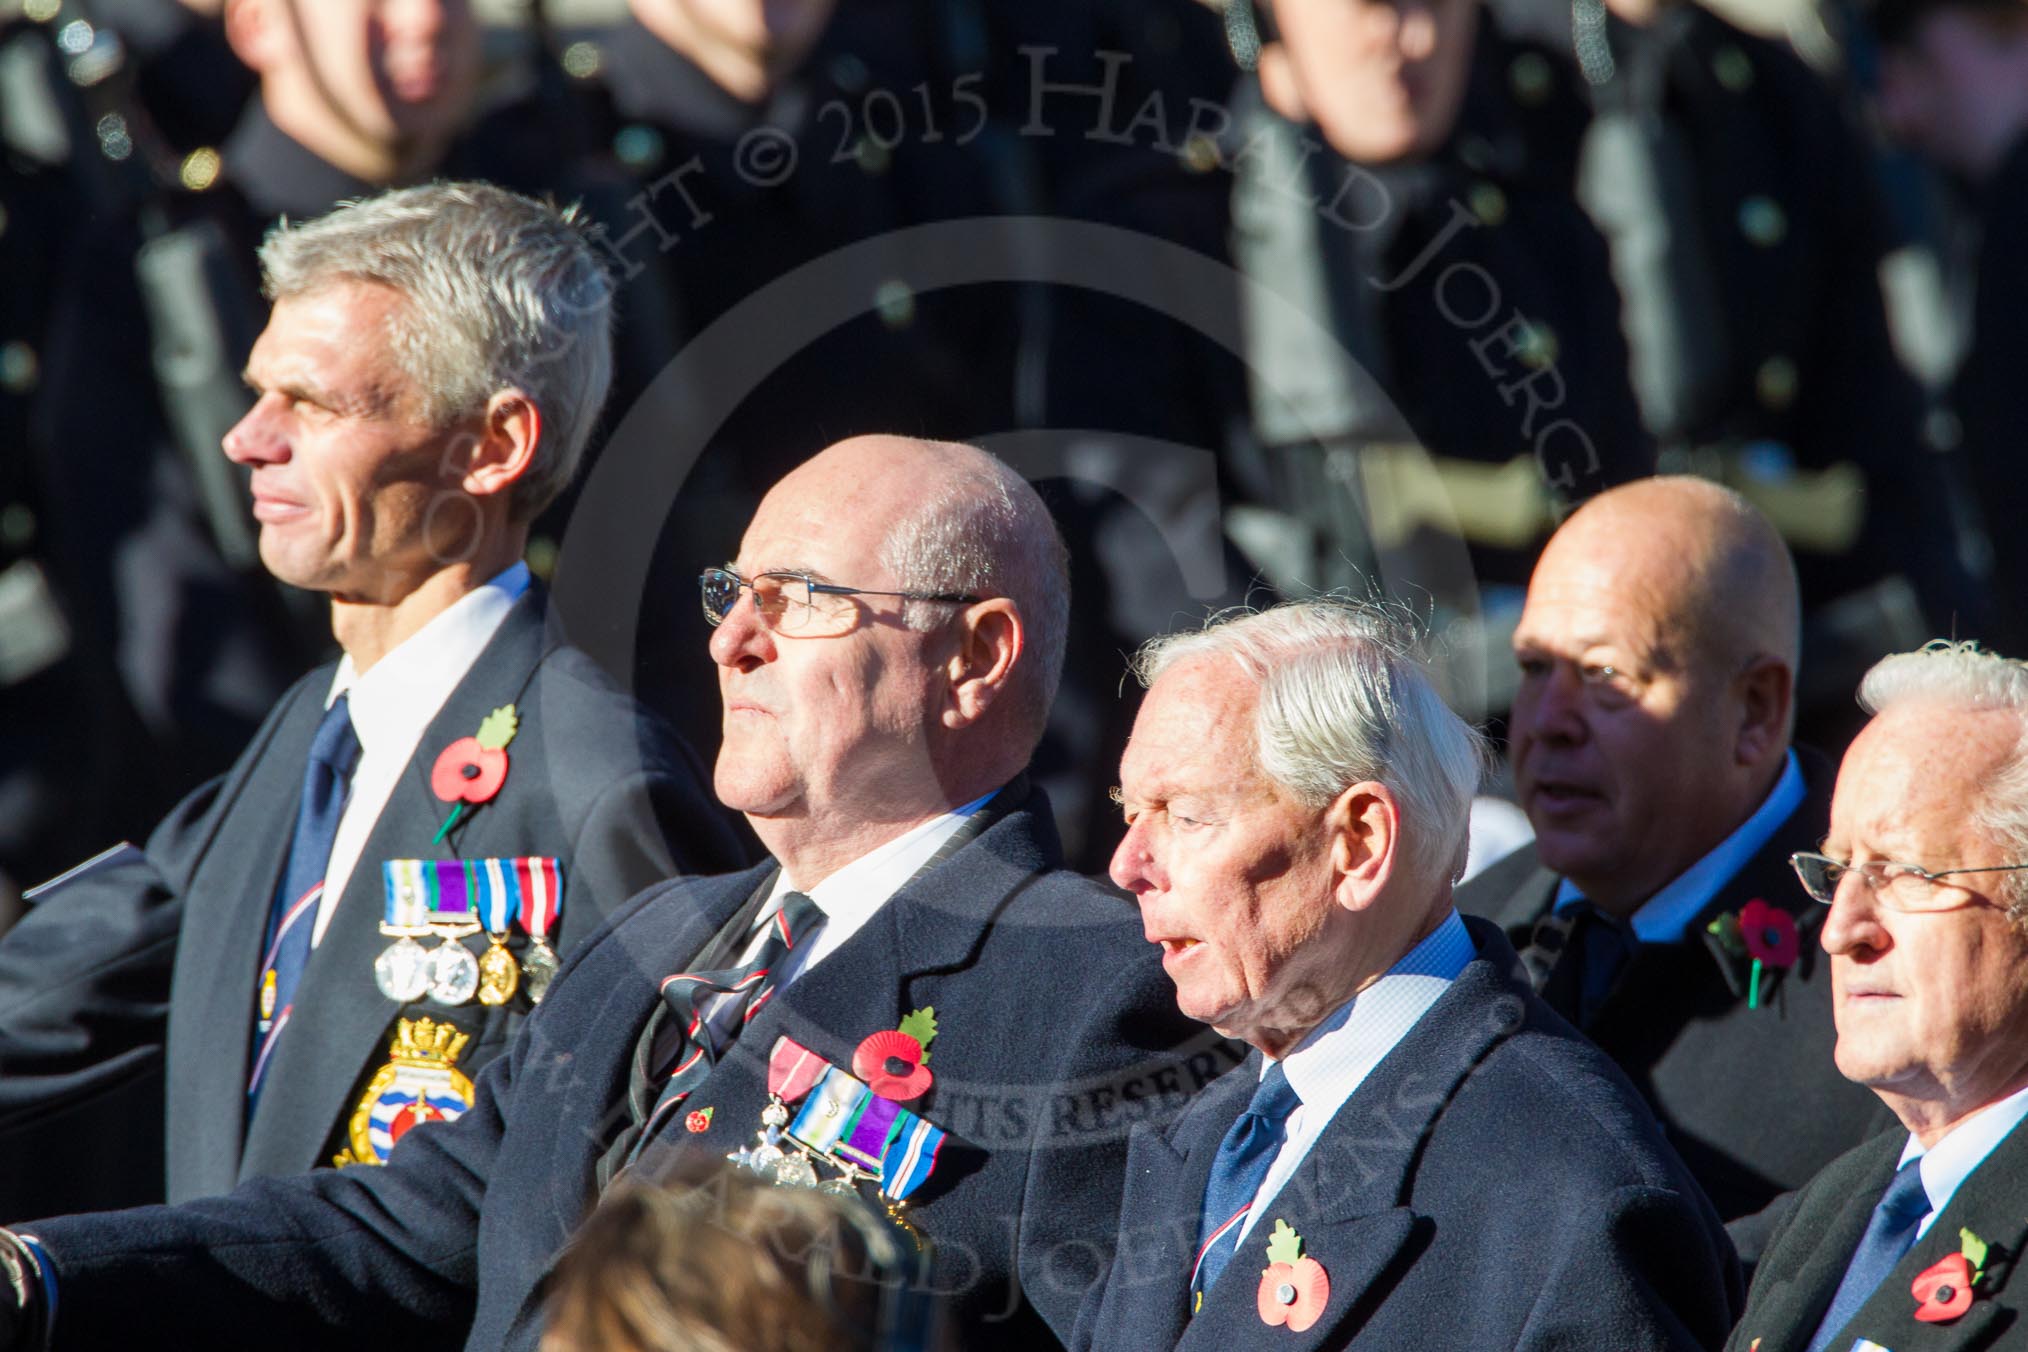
694, 791, 996, 1045
1236, 909, 1477, 1247
314, 563, 530, 944
1899, 1081, 2028, 1239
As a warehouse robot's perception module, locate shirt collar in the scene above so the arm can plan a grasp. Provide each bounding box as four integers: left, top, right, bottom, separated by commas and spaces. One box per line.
326, 563, 531, 755
1899, 1081, 2028, 1222
1555, 748, 1806, 943
1268, 909, 1476, 1114
767, 790, 997, 927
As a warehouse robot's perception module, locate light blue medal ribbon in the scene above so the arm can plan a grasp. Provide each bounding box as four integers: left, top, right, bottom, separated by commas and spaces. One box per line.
879, 1111, 945, 1202
786, 1064, 945, 1201
473, 859, 515, 935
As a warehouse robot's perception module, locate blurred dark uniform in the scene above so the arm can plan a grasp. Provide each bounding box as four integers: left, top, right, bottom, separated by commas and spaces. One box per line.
1032, 6, 1650, 864
554, 4, 1034, 770
1953, 128, 2028, 642
1571, 1, 1981, 736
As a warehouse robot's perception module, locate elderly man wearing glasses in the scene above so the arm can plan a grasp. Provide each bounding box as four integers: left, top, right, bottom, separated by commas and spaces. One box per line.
1727, 642, 2028, 1352
0, 435, 1222, 1350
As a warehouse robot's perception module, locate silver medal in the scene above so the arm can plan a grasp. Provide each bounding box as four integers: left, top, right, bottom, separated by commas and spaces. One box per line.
426, 939, 481, 1005
772, 1152, 819, 1189
374, 936, 431, 1003
521, 937, 560, 1004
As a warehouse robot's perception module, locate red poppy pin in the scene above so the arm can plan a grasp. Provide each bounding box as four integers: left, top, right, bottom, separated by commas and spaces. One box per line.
685, 1107, 714, 1134
853, 1008, 937, 1102
429, 705, 519, 842
1707, 899, 1798, 1010
1913, 1228, 1990, 1324
1257, 1220, 1329, 1333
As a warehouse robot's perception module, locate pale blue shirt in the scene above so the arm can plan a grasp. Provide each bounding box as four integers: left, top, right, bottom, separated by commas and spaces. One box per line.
1897, 1081, 2028, 1240
1235, 910, 1476, 1246
1555, 749, 1806, 943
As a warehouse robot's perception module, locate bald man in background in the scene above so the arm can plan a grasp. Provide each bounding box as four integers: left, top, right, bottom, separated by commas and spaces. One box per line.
1460, 477, 1892, 1245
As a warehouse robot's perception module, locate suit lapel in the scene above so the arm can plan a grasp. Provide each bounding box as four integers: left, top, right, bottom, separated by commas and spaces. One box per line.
238, 595, 560, 1179
166, 675, 329, 1196
1182, 922, 1524, 1350
1835, 1119, 2028, 1351
1734, 1135, 1904, 1350
1103, 1057, 1262, 1347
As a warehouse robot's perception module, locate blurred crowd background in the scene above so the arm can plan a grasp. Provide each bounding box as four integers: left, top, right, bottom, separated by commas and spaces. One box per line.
4, 0, 2024, 913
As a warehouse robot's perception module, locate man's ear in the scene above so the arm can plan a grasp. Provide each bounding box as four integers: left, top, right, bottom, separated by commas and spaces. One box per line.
942, 599, 1023, 729
223, 0, 281, 72
1732, 655, 1792, 768
456, 390, 542, 502
1258, 43, 1306, 124
1328, 781, 1401, 911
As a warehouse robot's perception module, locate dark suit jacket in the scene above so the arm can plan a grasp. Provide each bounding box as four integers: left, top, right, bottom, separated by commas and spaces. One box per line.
1074, 916, 1740, 1351
1456, 751, 1894, 1226
0, 588, 743, 1214
23, 786, 1234, 1350
1728, 1119, 2028, 1352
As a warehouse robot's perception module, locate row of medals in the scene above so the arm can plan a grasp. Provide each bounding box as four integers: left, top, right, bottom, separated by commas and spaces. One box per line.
374, 925, 560, 1008
730, 1099, 925, 1246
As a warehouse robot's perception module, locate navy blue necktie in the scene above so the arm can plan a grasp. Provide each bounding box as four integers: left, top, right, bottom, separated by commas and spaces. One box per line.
1192, 1063, 1301, 1304
1528, 901, 1638, 1029
1807, 1158, 1931, 1352
249, 694, 361, 1108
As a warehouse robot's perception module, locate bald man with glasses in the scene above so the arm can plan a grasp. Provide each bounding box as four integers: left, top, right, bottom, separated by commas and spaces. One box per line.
1727, 642, 2028, 1352
0, 436, 1224, 1350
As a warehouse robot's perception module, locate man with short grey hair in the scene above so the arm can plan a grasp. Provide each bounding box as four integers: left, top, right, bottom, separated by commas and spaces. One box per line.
0, 182, 740, 1217
1077, 599, 1737, 1350
1728, 641, 2028, 1351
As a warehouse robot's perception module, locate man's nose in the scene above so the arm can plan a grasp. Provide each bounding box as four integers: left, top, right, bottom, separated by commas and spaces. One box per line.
708, 586, 774, 669
1519, 666, 1589, 746
1819, 869, 1890, 959
222, 396, 288, 466
1109, 816, 1159, 894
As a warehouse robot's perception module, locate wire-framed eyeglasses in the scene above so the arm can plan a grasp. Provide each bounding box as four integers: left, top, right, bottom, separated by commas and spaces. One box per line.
1789, 851, 2028, 912
699, 567, 979, 638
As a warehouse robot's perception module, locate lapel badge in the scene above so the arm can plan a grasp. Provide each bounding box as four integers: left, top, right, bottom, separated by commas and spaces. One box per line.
686, 1107, 715, 1134
1913, 1228, 1992, 1324
1256, 1219, 1329, 1333
429, 704, 519, 843
1706, 899, 1799, 1010
852, 1007, 937, 1102
332, 1017, 476, 1167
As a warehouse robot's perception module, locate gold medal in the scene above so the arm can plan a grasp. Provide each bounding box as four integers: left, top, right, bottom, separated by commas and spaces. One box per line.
476, 937, 520, 1006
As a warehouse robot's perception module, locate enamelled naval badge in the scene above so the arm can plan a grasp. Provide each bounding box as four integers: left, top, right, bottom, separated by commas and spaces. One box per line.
332, 1016, 477, 1167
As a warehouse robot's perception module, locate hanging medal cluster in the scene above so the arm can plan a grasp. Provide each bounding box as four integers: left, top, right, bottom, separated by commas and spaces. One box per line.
376, 857, 564, 1008
722, 1022, 946, 1241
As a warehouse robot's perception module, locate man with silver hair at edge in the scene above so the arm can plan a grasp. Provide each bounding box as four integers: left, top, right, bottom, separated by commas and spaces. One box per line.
1730, 641, 2028, 1352
0, 182, 739, 1220
1078, 597, 1738, 1349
